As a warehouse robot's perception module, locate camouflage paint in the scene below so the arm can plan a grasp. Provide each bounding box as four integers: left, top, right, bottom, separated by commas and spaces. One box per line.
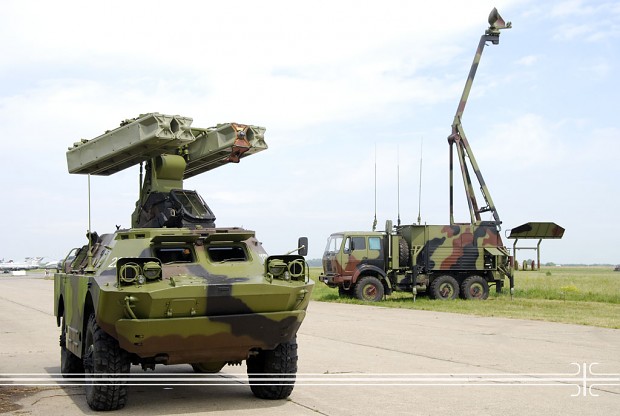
448, 8, 510, 227
402, 224, 507, 273
55, 114, 312, 372
319, 223, 512, 296
56, 227, 312, 364
320, 232, 386, 290
319, 9, 516, 299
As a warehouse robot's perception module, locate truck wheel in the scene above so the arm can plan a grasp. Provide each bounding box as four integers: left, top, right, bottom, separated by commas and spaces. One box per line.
247, 337, 298, 400
461, 276, 489, 300
399, 237, 410, 267
83, 313, 130, 411
60, 316, 84, 377
354, 276, 384, 302
429, 275, 459, 300
191, 362, 225, 373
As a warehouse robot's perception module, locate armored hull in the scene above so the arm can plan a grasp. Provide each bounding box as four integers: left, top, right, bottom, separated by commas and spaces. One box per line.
56, 227, 312, 363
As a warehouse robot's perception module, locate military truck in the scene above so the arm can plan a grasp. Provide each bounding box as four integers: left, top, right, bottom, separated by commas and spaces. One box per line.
319, 9, 516, 301
54, 113, 313, 410
321, 222, 511, 301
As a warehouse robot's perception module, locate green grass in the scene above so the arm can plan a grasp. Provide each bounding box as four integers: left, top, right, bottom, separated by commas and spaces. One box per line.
309, 267, 620, 329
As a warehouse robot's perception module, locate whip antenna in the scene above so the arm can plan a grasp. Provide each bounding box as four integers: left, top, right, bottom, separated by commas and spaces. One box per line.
397, 145, 401, 226
372, 143, 377, 231
86, 174, 94, 272
417, 138, 423, 225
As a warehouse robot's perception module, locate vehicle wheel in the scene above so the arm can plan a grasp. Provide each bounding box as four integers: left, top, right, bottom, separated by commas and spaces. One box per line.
338, 286, 353, 298
354, 276, 384, 302
429, 275, 459, 300
60, 316, 84, 377
83, 313, 130, 411
191, 362, 225, 373
461, 275, 489, 300
247, 337, 298, 400
399, 237, 410, 267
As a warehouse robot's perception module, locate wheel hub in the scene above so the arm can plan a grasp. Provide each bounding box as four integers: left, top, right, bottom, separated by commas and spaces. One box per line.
363, 285, 377, 299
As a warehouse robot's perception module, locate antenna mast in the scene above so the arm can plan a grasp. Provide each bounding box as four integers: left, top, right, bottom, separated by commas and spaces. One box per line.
85, 174, 94, 273
372, 144, 377, 231
417, 138, 423, 225
397, 145, 401, 226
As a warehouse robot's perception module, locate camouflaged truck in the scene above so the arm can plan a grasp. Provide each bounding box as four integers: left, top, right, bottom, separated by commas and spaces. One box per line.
320, 222, 512, 301
54, 114, 313, 411
319, 9, 515, 301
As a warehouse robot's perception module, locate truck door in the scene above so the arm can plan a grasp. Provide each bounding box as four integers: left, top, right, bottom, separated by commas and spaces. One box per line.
366, 236, 385, 270
342, 236, 368, 276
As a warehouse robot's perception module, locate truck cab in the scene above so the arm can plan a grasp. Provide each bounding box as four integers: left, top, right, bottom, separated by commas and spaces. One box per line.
319, 231, 389, 301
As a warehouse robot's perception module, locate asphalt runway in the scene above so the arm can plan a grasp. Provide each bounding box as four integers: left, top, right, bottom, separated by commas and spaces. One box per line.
1, 273, 618, 415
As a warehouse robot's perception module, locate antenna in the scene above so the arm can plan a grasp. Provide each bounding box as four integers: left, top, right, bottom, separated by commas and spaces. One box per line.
417, 137, 423, 225
85, 174, 94, 272
397, 145, 401, 226
372, 143, 377, 231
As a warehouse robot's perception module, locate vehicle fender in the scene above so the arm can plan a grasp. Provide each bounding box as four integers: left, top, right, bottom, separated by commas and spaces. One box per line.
56, 296, 64, 327
352, 264, 390, 289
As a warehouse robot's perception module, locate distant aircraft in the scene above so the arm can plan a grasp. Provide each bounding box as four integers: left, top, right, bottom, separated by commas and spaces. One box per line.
43, 260, 60, 270
0, 257, 47, 273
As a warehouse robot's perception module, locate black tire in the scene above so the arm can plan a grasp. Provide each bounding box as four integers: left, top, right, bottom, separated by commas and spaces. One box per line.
461, 275, 489, 300
83, 313, 130, 411
354, 276, 384, 302
398, 237, 410, 267
191, 362, 225, 373
60, 316, 84, 377
429, 275, 459, 300
247, 337, 298, 400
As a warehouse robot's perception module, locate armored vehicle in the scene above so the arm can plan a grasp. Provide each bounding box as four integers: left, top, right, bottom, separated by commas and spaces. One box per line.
320, 9, 518, 301
54, 113, 313, 410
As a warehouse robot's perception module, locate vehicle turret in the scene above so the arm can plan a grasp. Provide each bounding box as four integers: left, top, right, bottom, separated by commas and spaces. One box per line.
67, 113, 267, 228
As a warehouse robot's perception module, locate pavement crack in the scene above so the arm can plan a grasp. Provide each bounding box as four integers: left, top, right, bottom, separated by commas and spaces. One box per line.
300, 332, 509, 372
290, 398, 330, 415
0, 296, 53, 316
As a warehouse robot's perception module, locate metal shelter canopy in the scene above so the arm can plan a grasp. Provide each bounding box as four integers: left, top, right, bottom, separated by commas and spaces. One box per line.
507, 222, 565, 270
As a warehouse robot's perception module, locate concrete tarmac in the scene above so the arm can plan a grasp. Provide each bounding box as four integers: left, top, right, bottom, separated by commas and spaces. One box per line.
1, 273, 618, 415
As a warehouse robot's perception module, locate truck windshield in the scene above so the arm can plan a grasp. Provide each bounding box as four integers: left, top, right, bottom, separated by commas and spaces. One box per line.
324, 235, 343, 254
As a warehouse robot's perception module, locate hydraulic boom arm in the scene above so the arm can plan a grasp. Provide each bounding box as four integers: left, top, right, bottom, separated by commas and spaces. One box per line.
448, 8, 511, 229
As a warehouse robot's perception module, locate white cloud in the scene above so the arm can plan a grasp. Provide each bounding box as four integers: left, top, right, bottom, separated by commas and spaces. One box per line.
578, 61, 612, 78
550, 0, 596, 17
516, 55, 540, 66
474, 114, 565, 169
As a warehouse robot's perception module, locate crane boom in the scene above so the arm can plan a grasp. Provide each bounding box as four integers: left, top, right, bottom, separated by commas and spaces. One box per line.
448, 8, 511, 229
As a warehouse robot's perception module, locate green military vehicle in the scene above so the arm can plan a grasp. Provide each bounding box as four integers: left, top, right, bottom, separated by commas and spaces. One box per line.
54, 114, 313, 410
320, 222, 511, 301
319, 9, 517, 301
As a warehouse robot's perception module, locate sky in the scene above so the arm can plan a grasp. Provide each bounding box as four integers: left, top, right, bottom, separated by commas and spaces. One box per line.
0, 0, 618, 264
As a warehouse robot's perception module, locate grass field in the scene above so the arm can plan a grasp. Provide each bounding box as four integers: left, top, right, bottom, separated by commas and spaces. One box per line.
309, 266, 620, 329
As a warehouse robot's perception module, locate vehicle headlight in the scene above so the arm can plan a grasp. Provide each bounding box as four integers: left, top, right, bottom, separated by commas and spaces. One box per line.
119, 262, 141, 284
268, 259, 287, 277
142, 261, 162, 281
287, 259, 305, 279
